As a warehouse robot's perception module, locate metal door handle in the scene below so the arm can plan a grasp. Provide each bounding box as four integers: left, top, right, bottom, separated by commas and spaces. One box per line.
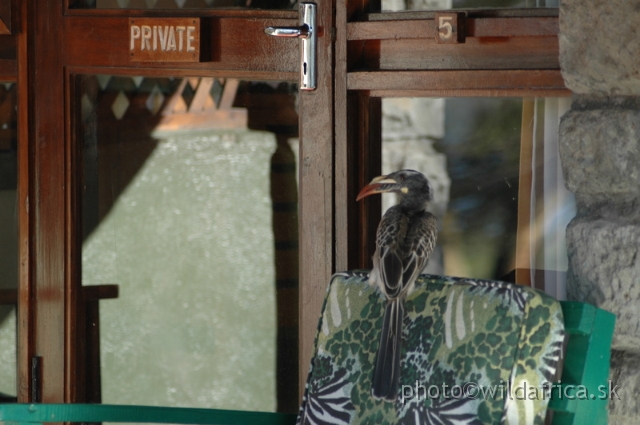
265, 2, 316, 91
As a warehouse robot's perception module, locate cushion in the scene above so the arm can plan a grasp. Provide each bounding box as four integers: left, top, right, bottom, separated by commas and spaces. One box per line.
297, 272, 565, 425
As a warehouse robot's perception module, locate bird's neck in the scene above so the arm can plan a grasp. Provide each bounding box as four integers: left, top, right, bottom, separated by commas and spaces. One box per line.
398, 205, 426, 216
398, 198, 428, 215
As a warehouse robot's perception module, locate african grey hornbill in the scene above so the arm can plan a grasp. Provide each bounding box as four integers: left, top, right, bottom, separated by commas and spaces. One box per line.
356, 169, 438, 402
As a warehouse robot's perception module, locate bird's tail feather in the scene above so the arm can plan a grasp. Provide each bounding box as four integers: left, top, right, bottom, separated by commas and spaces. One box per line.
371, 299, 404, 401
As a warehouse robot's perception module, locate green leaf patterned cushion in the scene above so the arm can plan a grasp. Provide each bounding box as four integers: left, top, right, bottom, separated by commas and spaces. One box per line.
297, 271, 565, 425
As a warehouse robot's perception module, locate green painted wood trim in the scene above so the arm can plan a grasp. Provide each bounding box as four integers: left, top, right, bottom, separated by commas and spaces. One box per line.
549, 302, 616, 425
0, 404, 297, 425
561, 302, 596, 335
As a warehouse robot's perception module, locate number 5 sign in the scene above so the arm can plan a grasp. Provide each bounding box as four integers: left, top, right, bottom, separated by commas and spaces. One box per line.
435, 12, 465, 44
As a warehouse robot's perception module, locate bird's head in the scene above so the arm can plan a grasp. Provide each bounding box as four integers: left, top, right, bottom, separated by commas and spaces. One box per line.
356, 169, 431, 212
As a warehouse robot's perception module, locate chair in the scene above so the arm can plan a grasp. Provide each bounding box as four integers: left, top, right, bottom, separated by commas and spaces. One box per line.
295, 272, 615, 425
0, 272, 615, 425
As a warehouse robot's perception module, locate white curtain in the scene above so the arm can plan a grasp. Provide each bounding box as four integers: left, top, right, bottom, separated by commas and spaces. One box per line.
530, 97, 573, 300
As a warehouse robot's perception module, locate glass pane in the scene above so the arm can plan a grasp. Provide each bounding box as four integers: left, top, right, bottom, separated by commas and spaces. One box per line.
71, 0, 296, 10
79, 75, 299, 412
381, 96, 573, 298
0, 82, 18, 402
381, 0, 556, 13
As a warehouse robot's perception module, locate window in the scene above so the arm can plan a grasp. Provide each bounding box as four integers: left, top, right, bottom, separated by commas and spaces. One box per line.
78, 75, 300, 410
379, 96, 573, 298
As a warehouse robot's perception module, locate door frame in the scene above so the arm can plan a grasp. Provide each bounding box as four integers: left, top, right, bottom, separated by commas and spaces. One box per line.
15, 0, 335, 404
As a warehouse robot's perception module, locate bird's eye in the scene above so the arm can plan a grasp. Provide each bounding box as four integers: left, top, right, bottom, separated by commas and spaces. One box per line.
399, 175, 406, 181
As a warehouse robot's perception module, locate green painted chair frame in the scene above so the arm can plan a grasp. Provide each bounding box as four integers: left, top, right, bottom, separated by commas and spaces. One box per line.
549, 301, 616, 425
0, 403, 297, 425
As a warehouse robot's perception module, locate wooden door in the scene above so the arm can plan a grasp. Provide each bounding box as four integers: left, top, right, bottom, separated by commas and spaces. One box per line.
13, 0, 335, 409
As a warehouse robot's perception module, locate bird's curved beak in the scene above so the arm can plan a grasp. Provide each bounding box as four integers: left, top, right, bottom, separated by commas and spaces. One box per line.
356, 175, 398, 201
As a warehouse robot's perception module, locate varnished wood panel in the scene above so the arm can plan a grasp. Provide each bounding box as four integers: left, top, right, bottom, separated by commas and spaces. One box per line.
67, 69, 84, 404
298, 0, 334, 402
0, 285, 119, 305
356, 36, 559, 71
65, 16, 299, 75
366, 89, 571, 98
336, 0, 387, 286
470, 16, 558, 37
16, 0, 31, 403
348, 69, 567, 92
334, 0, 350, 272
65, 8, 296, 19
67, 65, 297, 82
363, 9, 559, 20
347, 17, 558, 40
26, 0, 68, 403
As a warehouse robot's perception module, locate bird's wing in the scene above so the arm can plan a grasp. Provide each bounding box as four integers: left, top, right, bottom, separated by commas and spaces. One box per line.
402, 211, 438, 285
375, 209, 438, 299
375, 207, 405, 299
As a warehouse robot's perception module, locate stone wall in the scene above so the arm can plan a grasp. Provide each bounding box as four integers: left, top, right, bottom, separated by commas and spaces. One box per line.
559, 1, 640, 423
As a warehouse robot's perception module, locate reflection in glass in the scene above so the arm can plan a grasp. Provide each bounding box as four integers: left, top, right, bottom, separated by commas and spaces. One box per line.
0, 82, 18, 402
518, 97, 573, 299
381, 96, 573, 298
79, 75, 299, 412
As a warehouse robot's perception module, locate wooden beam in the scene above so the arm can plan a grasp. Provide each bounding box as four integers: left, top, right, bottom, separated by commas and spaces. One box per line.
64, 16, 300, 75
367, 88, 571, 98
347, 17, 559, 41
0, 285, 119, 305
16, 0, 31, 404
362, 8, 560, 21
297, 0, 334, 404
348, 69, 568, 92
65, 8, 296, 19
334, 0, 350, 273
25, 0, 67, 404
354, 36, 560, 72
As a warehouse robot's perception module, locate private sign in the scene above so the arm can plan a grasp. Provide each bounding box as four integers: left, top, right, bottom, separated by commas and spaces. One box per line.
129, 18, 201, 62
